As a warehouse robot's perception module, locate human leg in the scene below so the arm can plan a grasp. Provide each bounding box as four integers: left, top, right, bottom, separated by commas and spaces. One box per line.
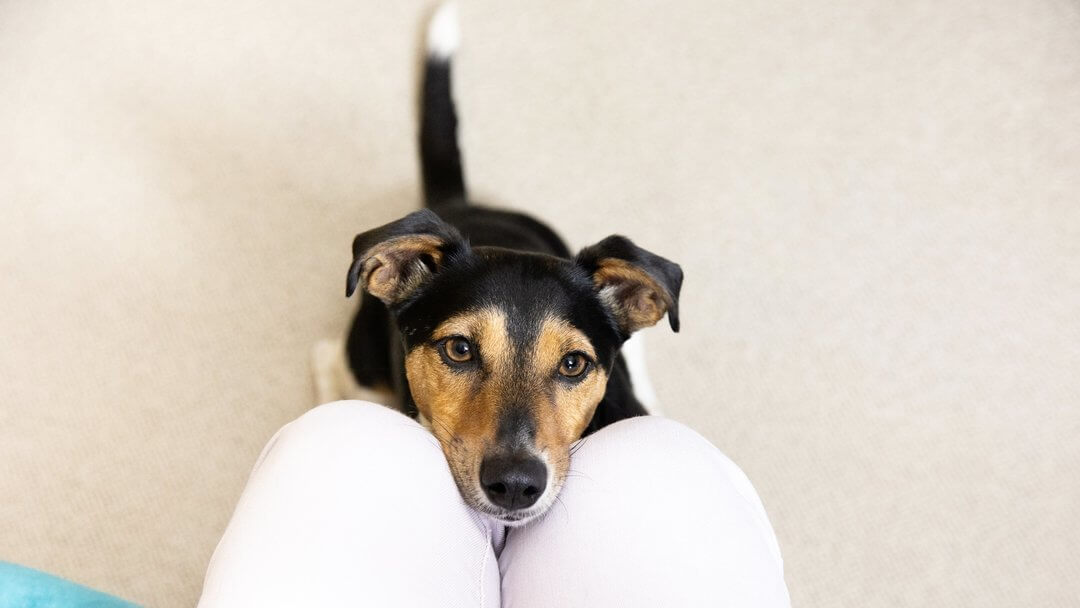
198, 401, 501, 608
499, 416, 790, 608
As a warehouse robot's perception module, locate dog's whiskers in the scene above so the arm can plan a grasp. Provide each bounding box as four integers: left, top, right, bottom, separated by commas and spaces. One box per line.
428, 416, 460, 445
569, 435, 592, 457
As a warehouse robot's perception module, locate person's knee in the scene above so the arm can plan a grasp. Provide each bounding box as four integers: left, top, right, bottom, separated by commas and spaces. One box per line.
268, 400, 443, 478
578, 415, 721, 468
289, 400, 419, 442
573, 415, 767, 517
503, 415, 790, 606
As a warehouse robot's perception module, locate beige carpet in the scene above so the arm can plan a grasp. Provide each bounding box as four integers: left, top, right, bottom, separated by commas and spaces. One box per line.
3, 0, 1078, 605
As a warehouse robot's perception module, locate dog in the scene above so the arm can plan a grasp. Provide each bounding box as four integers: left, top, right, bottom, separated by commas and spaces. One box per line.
312, 3, 682, 526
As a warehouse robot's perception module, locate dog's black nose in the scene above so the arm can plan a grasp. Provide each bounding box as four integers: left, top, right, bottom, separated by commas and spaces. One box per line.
480, 455, 547, 511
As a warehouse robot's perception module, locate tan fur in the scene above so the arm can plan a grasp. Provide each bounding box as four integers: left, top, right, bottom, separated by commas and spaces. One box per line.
592, 257, 674, 332
405, 308, 510, 503
404, 308, 608, 516
531, 316, 606, 439
531, 316, 608, 487
359, 234, 445, 303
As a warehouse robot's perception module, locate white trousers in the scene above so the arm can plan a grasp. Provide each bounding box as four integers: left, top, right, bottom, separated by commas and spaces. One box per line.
198, 401, 790, 607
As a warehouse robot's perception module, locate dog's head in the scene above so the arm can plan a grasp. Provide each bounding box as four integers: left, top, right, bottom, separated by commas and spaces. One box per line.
346, 210, 682, 524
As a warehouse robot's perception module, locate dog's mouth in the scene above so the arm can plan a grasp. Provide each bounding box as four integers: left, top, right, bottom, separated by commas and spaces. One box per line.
459, 474, 563, 527
471, 496, 555, 527
489, 510, 531, 525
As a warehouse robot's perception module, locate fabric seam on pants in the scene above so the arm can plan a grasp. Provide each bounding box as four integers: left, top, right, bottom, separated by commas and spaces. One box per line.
478, 522, 491, 608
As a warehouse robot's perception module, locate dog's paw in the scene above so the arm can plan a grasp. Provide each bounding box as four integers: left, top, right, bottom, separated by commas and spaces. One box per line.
311, 338, 346, 405
311, 338, 393, 407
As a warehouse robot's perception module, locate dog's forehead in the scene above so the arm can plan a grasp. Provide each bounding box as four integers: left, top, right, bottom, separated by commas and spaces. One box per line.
398, 249, 622, 359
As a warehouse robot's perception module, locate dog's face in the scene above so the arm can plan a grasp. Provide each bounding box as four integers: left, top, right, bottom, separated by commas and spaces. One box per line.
347, 210, 681, 524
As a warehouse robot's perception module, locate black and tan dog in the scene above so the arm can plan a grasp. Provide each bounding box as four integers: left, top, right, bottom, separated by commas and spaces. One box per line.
315, 4, 682, 526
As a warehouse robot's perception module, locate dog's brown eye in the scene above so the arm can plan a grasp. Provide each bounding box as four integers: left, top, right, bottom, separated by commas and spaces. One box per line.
443, 337, 473, 363
558, 352, 589, 378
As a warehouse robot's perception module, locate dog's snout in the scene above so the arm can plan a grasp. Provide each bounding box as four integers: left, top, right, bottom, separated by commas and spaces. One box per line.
480, 454, 547, 510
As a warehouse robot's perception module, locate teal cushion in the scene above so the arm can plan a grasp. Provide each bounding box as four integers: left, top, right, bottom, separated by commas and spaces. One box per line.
0, 562, 139, 608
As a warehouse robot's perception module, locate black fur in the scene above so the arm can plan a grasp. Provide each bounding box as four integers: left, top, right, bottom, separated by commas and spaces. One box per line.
343, 41, 683, 435
420, 57, 465, 207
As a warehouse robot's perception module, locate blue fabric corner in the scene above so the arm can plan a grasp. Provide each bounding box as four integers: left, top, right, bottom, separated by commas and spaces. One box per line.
0, 562, 140, 608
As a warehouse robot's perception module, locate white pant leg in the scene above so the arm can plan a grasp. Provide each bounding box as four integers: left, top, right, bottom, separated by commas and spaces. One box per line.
198, 401, 501, 608
499, 416, 791, 608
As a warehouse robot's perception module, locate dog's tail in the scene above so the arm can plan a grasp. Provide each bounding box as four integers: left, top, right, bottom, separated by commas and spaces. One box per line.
420, 3, 466, 208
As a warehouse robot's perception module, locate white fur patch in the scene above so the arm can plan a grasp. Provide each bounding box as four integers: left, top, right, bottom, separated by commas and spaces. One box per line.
622, 331, 661, 415
310, 337, 393, 407
427, 2, 459, 60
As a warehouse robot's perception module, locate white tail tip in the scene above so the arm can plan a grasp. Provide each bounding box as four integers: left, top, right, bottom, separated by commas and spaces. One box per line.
427, 3, 459, 60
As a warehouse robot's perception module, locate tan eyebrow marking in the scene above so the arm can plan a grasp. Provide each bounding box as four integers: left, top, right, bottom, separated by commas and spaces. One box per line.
430, 307, 514, 373
533, 315, 597, 366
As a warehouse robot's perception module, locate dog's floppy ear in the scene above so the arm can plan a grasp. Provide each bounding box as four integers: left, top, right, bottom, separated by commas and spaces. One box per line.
346, 209, 467, 306
576, 235, 683, 334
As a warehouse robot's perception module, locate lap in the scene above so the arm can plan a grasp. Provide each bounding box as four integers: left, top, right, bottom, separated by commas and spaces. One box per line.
199, 402, 789, 608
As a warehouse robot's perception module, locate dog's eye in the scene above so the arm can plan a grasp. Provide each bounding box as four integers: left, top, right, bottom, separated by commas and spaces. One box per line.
558, 352, 589, 378
443, 337, 474, 363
